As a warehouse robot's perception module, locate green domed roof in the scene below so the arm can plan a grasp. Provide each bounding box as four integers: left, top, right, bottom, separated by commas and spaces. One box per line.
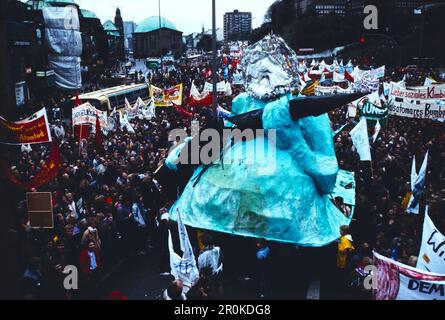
103, 20, 118, 31
134, 16, 177, 33
81, 9, 99, 20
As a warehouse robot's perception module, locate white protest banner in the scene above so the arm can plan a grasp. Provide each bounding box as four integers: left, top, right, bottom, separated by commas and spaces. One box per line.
72, 102, 108, 129
360, 77, 380, 93
390, 82, 445, 101
204, 81, 230, 93
168, 210, 199, 291
350, 117, 371, 161
315, 85, 350, 96
388, 100, 445, 120
417, 210, 445, 274
373, 251, 445, 300
370, 66, 385, 79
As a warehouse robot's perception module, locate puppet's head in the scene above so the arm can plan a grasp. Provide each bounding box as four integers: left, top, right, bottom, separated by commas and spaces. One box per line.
240, 35, 300, 100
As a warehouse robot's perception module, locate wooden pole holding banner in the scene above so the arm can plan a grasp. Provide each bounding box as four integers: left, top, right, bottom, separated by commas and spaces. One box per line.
212, 0, 218, 119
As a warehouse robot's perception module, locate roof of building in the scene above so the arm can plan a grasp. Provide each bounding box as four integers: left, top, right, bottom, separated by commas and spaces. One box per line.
26, 0, 78, 10
134, 16, 178, 33
81, 9, 99, 20
103, 20, 118, 31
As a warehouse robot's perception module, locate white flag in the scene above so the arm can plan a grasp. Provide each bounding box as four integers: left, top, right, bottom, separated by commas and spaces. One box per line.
119, 111, 135, 133
225, 81, 232, 96
372, 120, 381, 143
333, 71, 345, 82
417, 208, 445, 274
124, 97, 131, 110
319, 71, 326, 83
407, 150, 429, 214
168, 210, 199, 290
350, 118, 371, 161
424, 77, 437, 86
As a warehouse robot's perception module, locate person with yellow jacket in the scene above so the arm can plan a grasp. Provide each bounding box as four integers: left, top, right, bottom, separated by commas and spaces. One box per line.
337, 225, 355, 269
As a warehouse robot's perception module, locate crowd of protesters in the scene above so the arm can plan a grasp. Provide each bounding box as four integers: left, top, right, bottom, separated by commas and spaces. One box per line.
4, 54, 445, 300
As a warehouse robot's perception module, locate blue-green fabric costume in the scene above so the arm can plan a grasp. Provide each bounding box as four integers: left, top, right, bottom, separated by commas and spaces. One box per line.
170, 92, 354, 247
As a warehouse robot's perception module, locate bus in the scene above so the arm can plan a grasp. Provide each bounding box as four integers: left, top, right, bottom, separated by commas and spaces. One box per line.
146, 58, 161, 69
72, 83, 151, 113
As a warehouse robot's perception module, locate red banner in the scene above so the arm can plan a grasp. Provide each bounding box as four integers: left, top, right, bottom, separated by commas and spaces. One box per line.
0, 108, 52, 145
3, 142, 61, 190
189, 92, 213, 108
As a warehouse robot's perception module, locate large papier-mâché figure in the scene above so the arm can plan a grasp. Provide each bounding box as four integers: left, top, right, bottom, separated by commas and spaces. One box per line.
167, 36, 360, 247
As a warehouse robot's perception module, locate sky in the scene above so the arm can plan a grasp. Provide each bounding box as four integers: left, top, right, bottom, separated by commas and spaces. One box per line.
73, 0, 275, 34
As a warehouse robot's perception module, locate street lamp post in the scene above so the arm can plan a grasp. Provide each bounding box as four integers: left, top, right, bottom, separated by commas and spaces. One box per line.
212, 0, 218, 119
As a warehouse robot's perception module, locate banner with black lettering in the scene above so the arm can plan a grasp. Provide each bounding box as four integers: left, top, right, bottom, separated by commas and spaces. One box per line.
390, 82, 445, 101
417, 211, 445, 274
388, 100, 445, 120
72, 102, 108, 129
373, 251, 445, 300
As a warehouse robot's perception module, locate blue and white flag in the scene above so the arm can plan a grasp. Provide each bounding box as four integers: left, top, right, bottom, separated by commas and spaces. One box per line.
407, 150, 429, 214
217, 105, 232, 120
168, 210, 199, 290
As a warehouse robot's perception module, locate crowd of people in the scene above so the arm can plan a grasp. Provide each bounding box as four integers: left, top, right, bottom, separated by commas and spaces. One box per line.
4, 54, 445, 300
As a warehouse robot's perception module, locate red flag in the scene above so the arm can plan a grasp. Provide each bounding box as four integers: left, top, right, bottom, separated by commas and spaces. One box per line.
324, 69, 333, 79
2, 141, 61, 190
345, 71, 355, 83
74, 124, 90, 154
95, 115, 103, 153
74, 93, 81, 107
173, 103, 193, 118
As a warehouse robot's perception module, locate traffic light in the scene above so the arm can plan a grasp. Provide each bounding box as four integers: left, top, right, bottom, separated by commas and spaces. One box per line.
360, 37, 366, 44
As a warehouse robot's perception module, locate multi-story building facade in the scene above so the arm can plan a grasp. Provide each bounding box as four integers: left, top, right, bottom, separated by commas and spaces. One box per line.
223, 10, 252, 41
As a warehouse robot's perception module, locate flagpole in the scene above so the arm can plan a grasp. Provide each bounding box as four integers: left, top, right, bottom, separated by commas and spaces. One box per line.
211, 0, 218, 119
158, 0, 163, 69
78, 124, 83, 156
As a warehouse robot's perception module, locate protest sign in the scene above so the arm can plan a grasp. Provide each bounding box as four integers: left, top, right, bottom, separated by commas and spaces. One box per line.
0, 108, 52, 145
72, 102, 108, 129
373, 251, 445, 300
150, 84, 183, 107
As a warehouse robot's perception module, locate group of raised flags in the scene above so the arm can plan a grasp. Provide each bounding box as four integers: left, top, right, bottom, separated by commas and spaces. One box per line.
297, 60, 387, 98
